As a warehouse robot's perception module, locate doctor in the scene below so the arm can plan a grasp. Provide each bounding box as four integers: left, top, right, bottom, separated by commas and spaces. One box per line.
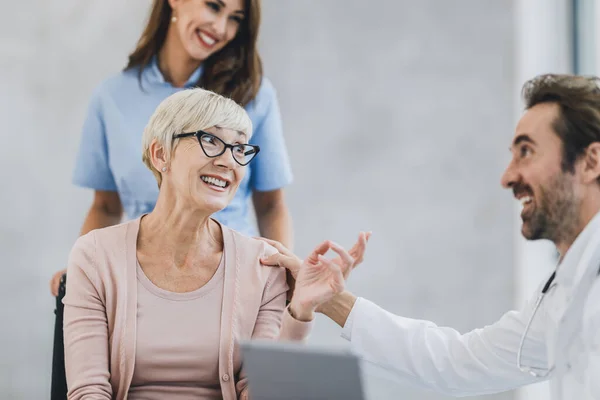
260, 74, 600, 399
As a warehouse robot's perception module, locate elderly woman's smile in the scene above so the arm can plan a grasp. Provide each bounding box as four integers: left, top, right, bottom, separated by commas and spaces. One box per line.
200, 174, 231, 191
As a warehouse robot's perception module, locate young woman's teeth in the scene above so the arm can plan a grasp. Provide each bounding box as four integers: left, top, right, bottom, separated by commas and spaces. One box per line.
202, 176, 226, 188
198, 31, 216, 46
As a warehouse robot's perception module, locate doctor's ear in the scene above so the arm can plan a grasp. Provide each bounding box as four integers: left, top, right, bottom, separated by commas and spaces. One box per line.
580, 142, 600, 184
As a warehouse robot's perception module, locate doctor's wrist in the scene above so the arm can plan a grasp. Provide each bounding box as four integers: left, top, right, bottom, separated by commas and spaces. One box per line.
316, 291, 357, 327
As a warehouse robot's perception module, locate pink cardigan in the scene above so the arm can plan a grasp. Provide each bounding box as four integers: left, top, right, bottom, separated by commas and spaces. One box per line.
63, 217, 312, 400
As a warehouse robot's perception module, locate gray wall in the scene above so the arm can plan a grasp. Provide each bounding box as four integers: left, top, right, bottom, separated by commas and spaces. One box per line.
0, 1, 149, 398
0, 0, 516, 399
262, 1, 516, 399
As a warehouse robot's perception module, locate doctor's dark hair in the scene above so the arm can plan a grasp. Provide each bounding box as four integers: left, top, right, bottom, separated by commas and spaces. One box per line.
125, 0, 262, 107
522, 74, 600, 174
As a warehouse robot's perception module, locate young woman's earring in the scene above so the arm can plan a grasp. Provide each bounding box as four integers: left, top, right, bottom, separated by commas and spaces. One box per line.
161, 166, 167, 172
171, 13, 177, 23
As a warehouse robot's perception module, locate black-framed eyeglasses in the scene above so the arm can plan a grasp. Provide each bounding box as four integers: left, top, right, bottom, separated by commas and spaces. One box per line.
173, 130, 260, 166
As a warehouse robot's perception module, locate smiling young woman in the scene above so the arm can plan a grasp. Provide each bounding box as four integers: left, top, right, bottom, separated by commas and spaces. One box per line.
50, 0, 295, 296
127, 0, 262, 102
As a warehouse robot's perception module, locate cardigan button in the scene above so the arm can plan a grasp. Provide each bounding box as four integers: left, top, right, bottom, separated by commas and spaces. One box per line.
222, 374, 230, 382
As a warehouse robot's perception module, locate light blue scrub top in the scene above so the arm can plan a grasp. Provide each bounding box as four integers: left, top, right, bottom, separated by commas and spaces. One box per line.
72, 58, 293, 236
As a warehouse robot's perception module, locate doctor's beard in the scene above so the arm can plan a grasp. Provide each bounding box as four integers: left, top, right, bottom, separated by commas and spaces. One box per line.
520, 170, 580, 245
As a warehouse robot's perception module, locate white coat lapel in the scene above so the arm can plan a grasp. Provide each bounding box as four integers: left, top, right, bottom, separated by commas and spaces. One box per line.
548, 212, 600, 376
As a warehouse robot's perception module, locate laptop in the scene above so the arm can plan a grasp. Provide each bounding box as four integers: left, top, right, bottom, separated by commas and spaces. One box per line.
240, 340, 365, 400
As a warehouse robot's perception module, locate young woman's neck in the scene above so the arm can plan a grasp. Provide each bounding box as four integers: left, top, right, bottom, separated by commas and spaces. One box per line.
157, 28, 203, 88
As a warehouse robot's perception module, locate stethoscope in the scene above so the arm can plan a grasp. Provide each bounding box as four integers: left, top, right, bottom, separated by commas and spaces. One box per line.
516, 270, 556, 378
517, 262, 600, 378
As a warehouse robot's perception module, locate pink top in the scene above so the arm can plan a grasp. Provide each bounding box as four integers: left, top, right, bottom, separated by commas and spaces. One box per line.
63, 217, 312, 400
128, 256, 225, 399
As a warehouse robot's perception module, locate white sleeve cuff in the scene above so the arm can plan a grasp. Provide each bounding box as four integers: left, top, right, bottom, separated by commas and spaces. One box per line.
341, 297, 362, 341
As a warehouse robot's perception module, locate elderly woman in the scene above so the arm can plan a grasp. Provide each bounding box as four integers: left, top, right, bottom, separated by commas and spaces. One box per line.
63, 88, 365, 400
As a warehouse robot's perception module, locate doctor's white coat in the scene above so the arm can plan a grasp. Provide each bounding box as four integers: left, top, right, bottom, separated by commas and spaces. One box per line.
342, 213, 600, 399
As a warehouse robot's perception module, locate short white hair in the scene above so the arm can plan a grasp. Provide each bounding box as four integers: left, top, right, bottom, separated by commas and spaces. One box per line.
142, 88, 253, 186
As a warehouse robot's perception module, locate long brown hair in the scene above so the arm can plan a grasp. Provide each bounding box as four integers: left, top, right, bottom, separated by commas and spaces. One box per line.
125, 0, 262, 106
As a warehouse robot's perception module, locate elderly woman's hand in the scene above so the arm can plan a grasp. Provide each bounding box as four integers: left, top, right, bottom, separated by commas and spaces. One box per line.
259, 232, 370, 280
286, 244, 349, 321
258, 232, 370, 319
